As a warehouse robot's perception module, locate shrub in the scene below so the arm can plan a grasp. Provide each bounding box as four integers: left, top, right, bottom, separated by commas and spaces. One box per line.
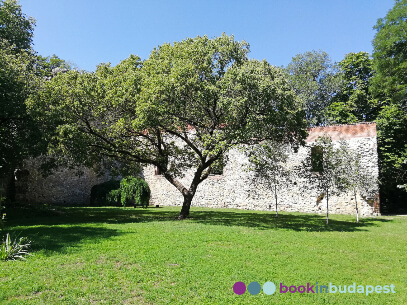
90, 180, 120, 206
115, 177, 150, 208
0, 233, 31, 261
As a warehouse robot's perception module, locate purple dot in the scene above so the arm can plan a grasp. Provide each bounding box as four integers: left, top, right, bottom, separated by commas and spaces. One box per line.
233, 282, 246, 295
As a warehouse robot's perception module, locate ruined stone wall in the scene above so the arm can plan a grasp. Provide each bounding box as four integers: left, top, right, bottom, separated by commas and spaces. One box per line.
14, 123, 380, 214
15, 158, 109, 205
144, 123, 380, 216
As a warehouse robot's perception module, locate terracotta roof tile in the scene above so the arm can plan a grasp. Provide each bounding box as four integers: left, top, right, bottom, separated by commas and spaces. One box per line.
306, 122, 377, 142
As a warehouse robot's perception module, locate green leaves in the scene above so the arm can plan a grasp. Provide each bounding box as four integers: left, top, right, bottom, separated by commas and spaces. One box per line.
326, 52, 378, 124
29, 34, 308, 216
371, 0, 407, 211
286, 50, 343, 126
0, 0, 35, 52
118, 176, 150, 207
372, 0, 407, 104
0, 233, 31, 261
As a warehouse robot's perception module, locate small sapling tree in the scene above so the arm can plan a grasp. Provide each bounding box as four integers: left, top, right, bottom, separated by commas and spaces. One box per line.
246, 142, 290, 217
337, 142, 378, 222
311, 135, 348, 224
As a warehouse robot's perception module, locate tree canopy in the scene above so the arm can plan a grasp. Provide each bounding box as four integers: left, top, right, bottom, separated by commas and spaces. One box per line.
286, 50, 343, 126
0, 0, 35, 51
0, 0, 43, 176
372, 0, 407, 105
370, 0, 407, 212
28, 34, 307, 218
326, 52, 378, 124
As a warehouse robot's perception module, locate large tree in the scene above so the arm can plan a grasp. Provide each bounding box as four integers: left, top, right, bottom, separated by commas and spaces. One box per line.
371, 0, 407, 105
286, 50, 343, 126
0, 0, 41, 180
0, 0, 35, 51
371, 0, 407, 212
0, 0, 71, 201
326, 52, 379, 124
28, 34, 307, 219
376, 104, 407, 212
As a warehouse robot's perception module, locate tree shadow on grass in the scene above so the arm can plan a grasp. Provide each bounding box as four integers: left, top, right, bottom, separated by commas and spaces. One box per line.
187, 210, 392, 232
5, 205, 393, 234
7, 225, 122, 255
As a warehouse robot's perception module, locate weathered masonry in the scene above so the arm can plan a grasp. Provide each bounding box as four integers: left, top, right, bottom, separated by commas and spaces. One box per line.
14, 123, 380, 216
15, 159, 109, 205
144, 123, 380, 216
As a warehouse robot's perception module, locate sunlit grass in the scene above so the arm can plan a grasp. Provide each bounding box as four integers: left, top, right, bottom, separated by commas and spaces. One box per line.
0, 206, 405, 304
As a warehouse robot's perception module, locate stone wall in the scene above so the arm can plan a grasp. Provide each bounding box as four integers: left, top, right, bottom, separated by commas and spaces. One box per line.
15, 158, 109, 205
13, 123, 380, 215
144, 123, 380, 216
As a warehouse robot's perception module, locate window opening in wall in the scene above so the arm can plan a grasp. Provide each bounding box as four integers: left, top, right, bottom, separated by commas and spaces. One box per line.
311, 146, 324, 172
154, 167, 163, 176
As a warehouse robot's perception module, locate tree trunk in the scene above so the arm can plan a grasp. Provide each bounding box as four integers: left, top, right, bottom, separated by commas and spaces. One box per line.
178, 194, 193, 220
354, 189, 359, 223
274, 184, 278, 218
326, 189, 329, 225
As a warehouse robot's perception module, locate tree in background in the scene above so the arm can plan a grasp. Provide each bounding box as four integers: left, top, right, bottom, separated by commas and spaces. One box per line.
371, 0, 407, 106
0, 0, 71, 201
326, 52, 378, 124
246, 142, 290, 218
0, 43, 42, 175
371, 0, 407, 213
0, 0, 35, 52
0, 0, 40, 193
35, 54, 72, 78
286, 50, 343, 126
28, 34, 307, 219
376, 104, 407, 212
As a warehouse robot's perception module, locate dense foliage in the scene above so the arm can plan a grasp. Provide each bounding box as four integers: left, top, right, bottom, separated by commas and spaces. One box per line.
372, 0, 407, 212
2, 0, 406, 214
28, 34, 307, 218
286, 50, 343, 126
116, 176, 150, 207
326, 52, 378, 124
372, 0, 407, 105
0, 0, 35, 51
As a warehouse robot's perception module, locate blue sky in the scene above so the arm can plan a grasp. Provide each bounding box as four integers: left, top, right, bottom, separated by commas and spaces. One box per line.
20, 0, 395, 71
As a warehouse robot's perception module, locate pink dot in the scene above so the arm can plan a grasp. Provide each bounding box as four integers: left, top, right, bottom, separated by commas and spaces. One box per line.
233, 282, 246, 295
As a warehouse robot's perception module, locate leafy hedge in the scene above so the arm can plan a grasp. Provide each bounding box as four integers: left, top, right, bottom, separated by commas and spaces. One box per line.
115, 177, 150, 208
91, 177, 150, 207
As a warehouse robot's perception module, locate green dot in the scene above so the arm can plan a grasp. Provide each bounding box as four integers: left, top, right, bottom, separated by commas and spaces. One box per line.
248, 282, 261, 295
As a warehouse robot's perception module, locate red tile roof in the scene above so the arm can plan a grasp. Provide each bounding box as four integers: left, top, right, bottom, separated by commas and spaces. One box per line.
306, 122, 377, 142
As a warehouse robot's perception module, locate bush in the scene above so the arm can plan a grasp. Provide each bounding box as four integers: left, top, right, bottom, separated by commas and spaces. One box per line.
90, 180, 120, 206
0, 233, 31, 261
113, 176, 150, 208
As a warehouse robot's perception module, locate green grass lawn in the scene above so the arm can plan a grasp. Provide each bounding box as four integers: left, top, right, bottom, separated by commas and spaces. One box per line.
0, 205, 406, 304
